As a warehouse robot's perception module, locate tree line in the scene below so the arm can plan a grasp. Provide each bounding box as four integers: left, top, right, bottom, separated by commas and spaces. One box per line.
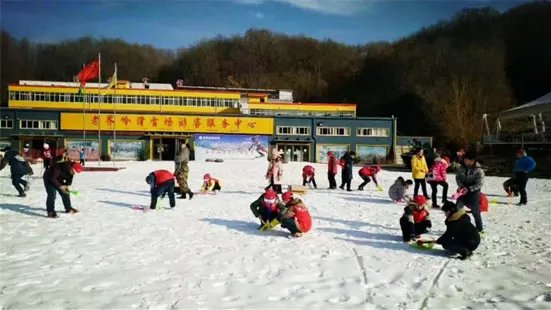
1, 1, 550, 148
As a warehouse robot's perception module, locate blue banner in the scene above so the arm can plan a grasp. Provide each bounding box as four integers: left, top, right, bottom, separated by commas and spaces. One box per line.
194, 134, 269, 160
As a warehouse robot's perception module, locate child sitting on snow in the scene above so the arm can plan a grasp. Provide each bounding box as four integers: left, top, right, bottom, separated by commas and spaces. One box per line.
145, 169, 176, 209
279, 191, 312, 238
399, 195, 432, 242
302, 165, 317, 189
388, 177, 413, 202
434, 201, 480, 260
201, 173, 222, 193
250, 189, 283, 229
358, 165, 382, 191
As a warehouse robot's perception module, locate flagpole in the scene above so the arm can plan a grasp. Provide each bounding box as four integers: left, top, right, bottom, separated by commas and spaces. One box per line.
82, 63, 86, 145
98, 52, 101, 167
113, 63, 117, 167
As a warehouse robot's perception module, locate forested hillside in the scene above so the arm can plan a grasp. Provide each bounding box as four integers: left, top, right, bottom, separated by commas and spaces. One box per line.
2, 1, 550, 146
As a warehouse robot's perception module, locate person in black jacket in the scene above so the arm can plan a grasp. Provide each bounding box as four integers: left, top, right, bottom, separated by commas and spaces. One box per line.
435, 201, 481, 260
0, 147, 33, 197
43, 159, 83, 218
339, 151, 355, 191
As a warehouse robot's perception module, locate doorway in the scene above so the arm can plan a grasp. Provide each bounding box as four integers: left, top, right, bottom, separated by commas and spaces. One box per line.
276, 143, 311, 162
152, 137, 192, 161
20, 136, 60, 159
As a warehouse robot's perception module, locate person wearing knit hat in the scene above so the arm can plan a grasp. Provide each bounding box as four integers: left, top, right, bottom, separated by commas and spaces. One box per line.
431, 201, 480, 260
513, 148, 536, 206
399, 195, 432, 242
249, 189, 284, 230
455, 152, 485, 234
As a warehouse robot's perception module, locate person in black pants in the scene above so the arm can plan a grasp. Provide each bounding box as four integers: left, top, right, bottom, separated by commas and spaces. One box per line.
339, 152, 355, 191
512, 148, 536, 206
146, 170, 176, 209
434, 201, 481, 260
411, 149, 429, 199
455, 152, 485, 234
0, 147, 33, 197
43, 159, 82, 218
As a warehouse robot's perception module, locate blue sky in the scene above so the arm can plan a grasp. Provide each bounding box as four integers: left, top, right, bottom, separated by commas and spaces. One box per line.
1, 0, 526, 49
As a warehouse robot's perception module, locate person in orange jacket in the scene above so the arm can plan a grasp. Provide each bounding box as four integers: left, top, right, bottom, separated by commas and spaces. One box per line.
302, 165, 317, 189
201, 173, 222, 193
145, 169, 176, 209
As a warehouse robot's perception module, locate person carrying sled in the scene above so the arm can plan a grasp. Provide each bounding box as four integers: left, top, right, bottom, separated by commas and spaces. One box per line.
265, 150, 283, 193
43, 159, 83, 218
455, 152, 485, 234
427, 156, 450, 208
250, 189, 284, 229
145, 169, 176, 210
0, 146, 33, 197
431, 201, 480, 260
399, 195, 432, 242
512, 148, 536, 206
201, 173, 222, 193
174, 142, 194, 200
358, 165, 382, 191
339, 151, 355, 191
327, 151, 339, 189
388, 177, 413, 202
280, 191, 312, 238
302, 165, 317, 189
411, 149, 429, 199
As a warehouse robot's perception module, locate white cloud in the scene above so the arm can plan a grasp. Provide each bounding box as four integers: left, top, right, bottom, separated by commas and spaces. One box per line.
254, 11, 265, 19
234, 0, 373, 15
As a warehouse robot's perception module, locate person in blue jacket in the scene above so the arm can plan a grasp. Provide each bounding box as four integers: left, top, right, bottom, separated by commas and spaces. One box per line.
513, 148, 536, 206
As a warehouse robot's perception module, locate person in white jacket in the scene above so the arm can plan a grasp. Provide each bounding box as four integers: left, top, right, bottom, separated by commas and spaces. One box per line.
388, 177, 413, 202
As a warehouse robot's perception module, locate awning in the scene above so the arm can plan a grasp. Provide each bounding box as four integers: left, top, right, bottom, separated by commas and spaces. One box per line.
498, 91, 551, 120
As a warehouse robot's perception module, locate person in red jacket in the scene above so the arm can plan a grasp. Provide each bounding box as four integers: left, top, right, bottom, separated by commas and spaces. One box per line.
43, 143, 53, 170
302, 165, 317, 189
399, 195, 432, 242
201, 173, 222, 193
327, 151, 338, 189
358, 165, 381, 190
145, 169, 176, 209
280, 191, 312, 238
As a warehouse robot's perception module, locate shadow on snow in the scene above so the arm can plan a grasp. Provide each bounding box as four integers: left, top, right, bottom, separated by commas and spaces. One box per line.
200, 218, 289, 237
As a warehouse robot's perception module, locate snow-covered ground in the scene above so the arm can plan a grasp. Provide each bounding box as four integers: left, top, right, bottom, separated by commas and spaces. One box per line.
1, 160, 550, 310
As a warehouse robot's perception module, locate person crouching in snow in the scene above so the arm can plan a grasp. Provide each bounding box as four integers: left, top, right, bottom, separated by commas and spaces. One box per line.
358, 165, 382, 191
43, 160, 83, 218
250, 189, 283, 229
427, 156, 450, 208
0, 146, 33, 197
399, 195, 432, 242
201, 173, 222, 193
302, 165, 317, 189
280, 191, 312, 238
434, 201, 480, 260
145, 169, 176, 210
388, 177, 413, 202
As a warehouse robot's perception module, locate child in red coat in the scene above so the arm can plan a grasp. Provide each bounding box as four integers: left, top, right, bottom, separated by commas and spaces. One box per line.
280, 191, 312, 238
399, 195, 432, 242
327, 151, 338, 189
358, 165, 382, 191
302, 165, 317, 189
145, 169, 176, 209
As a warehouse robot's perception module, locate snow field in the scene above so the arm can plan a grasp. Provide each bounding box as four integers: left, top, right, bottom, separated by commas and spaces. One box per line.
1, 160, 550, 309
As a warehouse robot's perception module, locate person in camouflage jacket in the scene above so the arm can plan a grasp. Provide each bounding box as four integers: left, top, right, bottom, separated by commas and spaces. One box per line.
174, 142, 193, 200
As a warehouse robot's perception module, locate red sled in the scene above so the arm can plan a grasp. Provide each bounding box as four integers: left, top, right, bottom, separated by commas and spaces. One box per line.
465, 192, 489, 212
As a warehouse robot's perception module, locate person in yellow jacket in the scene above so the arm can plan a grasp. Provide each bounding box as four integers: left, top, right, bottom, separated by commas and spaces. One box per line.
201, 173, 222, 194
411, 149, 429, 199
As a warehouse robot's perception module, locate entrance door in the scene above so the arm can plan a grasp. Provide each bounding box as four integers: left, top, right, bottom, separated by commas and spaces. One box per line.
153, 138, 177, 161
276, 144, 310, 162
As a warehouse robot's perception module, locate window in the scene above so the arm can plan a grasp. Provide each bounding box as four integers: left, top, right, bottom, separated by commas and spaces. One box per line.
276, 126, 311, 135
357, 128, 389, 137
1, 119, 14, 129
19, 120, 58, 130
317, 127, 350, 136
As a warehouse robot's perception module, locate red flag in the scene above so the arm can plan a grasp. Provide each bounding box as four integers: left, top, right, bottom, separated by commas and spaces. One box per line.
77, 59, 99, 87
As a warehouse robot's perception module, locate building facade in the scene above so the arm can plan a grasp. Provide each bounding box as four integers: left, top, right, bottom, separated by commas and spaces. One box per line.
1, 80, 424, 164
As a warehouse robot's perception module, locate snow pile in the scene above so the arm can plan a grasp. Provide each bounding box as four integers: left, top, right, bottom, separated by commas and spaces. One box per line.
1, 161, 550, 309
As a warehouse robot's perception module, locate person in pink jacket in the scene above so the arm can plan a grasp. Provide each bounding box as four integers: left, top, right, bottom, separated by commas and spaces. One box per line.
426, 156, 450, 208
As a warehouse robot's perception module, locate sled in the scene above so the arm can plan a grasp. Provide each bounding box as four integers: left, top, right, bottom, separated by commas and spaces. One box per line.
260, 218, 280, 232
288, 185, 308, 194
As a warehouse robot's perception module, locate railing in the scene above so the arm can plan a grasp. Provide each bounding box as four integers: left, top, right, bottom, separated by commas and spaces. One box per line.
482, 132, 551, 145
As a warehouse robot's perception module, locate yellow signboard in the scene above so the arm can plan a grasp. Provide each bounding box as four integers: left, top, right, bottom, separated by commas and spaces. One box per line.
60, 113, 274, 135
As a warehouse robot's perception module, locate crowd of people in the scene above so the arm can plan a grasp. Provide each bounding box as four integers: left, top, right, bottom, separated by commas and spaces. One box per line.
0, 142, 537, 254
